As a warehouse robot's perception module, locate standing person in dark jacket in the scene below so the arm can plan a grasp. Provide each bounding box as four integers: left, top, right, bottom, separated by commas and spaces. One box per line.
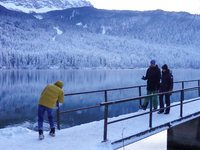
158, 64, 173, 114
140, 60, 161, 110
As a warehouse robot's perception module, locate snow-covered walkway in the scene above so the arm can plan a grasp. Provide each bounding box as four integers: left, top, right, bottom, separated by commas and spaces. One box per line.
1, 98, 200, 150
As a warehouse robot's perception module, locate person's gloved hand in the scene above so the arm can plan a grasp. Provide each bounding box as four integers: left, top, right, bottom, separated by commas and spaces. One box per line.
141, 76, 145, 80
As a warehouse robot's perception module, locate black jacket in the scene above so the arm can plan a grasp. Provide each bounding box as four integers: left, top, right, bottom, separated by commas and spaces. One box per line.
159, 69, 173, 92
142, 65, 161, 91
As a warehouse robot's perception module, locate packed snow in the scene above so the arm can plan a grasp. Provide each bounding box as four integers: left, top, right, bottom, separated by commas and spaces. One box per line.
33, 15, 43, 20
1, 99, 200, 150
54, 27, 63, 35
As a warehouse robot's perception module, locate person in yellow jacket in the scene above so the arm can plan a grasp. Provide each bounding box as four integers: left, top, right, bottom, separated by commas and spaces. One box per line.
38, 80, 64, 140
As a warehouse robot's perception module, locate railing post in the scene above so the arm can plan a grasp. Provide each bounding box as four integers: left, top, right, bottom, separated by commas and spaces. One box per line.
149, 96, 152, 128
139, 86, 142, 106
56, 100, 60, 130
103, 91, 108, 142
180, 90, 184, 117
182, 81, 184, 100
198, 80, 200, 97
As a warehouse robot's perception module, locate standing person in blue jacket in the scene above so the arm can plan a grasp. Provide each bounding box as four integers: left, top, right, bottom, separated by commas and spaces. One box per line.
140, 60, 161, 110
158, 64, 173, 114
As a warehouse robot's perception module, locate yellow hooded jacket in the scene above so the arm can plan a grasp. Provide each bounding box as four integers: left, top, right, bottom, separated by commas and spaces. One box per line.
38, 80, 64, 109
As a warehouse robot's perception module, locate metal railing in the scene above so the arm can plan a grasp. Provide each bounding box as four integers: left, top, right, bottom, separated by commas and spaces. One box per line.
56, 79, 200, 141
56, 84, 147, 129
100, 86, 200, 141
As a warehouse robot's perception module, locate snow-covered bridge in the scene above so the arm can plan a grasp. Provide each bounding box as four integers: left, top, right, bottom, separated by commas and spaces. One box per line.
56, 79, 200, 149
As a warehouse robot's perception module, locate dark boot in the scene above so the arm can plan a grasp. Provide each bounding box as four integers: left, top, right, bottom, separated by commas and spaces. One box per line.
157, 110, 164, 114
164, 111, 170, 114
139, 105, 146, 110
49, 128, 55, 137
39, 130, 43, 135
38, 130, 44, 140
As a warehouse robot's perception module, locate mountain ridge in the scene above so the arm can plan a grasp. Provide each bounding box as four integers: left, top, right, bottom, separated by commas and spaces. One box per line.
0, 0, 93, 13
0, 5, 200, 69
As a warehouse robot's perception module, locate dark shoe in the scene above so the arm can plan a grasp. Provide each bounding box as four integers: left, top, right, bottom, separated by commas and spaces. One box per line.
49, 128, 55, 137
139, 105, 146, 110
157, 111, 164, 114
164, 112, 169, 114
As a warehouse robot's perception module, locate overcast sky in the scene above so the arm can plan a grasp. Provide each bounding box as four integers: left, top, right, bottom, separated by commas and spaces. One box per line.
89, 0, 200, 14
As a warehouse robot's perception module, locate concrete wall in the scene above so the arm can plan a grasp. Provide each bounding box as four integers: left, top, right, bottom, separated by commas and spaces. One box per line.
167, 117, 200, 150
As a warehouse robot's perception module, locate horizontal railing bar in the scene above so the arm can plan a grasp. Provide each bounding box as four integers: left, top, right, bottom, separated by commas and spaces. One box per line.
174, 79, 200, 83
108, 108, 164, 124
64, 85, 147, 96
59, 105, 101, 114
170, 111, 200, 124
64, 79, 200, 96
65, 90, 103, 96
100, 86, 200, 106
108, 111, 150, 124
182, 97, 200, 104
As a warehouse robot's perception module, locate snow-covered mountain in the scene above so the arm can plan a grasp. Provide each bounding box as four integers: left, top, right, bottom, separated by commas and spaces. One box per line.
0, 5, 200, 69
0, 0, 92, 13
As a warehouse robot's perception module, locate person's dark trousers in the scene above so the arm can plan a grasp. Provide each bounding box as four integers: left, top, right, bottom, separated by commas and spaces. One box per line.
159, 94, 170, 113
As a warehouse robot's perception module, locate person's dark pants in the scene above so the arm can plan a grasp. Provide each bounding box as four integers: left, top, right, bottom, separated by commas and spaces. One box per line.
38, 105, 55, 131
159, 93, 170, 113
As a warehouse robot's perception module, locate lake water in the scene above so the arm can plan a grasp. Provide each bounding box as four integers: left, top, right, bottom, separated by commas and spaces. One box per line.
0, 69, 200, 131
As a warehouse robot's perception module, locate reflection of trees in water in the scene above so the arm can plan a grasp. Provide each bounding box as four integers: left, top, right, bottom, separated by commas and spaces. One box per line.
1, 69, 200, 130
0, 94, 38, 128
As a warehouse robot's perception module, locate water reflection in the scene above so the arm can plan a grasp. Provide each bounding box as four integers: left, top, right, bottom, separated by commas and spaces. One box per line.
0, 69, 200, 130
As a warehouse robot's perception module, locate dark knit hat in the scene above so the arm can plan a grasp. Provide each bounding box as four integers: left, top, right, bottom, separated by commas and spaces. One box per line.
162, 64, 168, 70
150, 60, 156, 65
